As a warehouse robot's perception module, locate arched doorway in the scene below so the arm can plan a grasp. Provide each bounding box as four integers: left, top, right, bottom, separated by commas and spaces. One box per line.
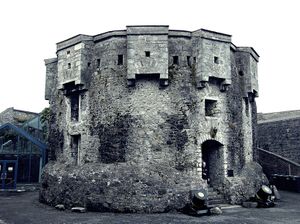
201, 140, 224, 186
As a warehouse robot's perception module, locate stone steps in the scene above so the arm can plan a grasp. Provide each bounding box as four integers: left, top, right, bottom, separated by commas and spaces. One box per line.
207, 187, 228, 206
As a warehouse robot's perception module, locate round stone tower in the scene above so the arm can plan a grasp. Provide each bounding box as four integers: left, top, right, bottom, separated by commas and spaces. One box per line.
41, 26, 267, 212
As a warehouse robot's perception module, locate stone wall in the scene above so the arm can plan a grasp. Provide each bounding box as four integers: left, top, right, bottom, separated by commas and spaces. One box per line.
258, 111, 300, 164
41, 26, 263, 212
0, 107, 38, 126
127, 26, 169, 81
258, 148, 300, 177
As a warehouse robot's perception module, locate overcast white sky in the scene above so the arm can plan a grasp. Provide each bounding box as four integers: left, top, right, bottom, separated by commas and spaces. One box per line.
0, 0, 299, 113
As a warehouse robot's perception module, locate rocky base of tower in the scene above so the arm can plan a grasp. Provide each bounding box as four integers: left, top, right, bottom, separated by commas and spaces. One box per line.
217, 162, 269, 204
39, 162, 205, 213
39, 162, 268, 212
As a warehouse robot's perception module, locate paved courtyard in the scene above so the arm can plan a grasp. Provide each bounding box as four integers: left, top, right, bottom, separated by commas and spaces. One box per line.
0, 190, 299, 224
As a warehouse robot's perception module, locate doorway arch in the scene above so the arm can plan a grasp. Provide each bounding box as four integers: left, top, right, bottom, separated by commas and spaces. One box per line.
201, 139, 224, 186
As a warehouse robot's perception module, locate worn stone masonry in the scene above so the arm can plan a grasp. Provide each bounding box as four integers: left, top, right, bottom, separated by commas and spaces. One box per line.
0, 107, 38, 126
258, 111, 300, 164
41, 26, 267, 212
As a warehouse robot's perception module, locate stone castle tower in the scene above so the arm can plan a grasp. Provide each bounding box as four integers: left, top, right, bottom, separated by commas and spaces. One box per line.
41, 26, 266, 212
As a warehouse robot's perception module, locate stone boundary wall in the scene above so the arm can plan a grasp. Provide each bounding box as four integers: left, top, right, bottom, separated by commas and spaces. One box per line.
258, 114, 300, 164
258, 148, 300, 177
0, 107, 38, 126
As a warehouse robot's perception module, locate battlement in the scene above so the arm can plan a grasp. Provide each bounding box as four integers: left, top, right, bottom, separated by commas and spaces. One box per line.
54, 27, 233, 51
45, 25, 259, 98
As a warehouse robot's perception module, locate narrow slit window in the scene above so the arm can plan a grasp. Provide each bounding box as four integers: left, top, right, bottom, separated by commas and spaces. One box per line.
173, 56, 179, 65
68, 63, 71, 69
244, 98, 249, 117
193, 57, 197, 63
97, 59, 101, 68
187, 56, 191, 67
70, 94, 79, 121
71, 134, 80, 165
145, 51, 150, 57
118, 54, 123, 65
87, 62, 91, 67
67, 50, 70, 55
214, 56, 219, 64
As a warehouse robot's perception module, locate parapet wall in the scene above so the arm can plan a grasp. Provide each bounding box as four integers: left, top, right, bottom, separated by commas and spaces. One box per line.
258, 111, 300, 164
45, 26, 259, 97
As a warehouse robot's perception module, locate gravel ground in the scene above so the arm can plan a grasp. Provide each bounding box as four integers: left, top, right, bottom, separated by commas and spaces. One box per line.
0, 190, 299, 224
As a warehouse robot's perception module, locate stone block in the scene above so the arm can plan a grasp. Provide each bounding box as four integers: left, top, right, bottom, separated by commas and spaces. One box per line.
242, 201, 258, 208
71, 207, 86, 213
209, 206, 222, 215
55, 204, 65, 211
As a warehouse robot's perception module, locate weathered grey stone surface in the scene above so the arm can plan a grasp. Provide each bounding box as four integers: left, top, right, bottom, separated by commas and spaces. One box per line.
0, 107, 38, 126
258, 110, 300, 164
41, 25, 262, 213
217, 162, 268, 204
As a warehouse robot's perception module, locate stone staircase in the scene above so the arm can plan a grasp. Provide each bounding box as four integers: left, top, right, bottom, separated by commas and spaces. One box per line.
207, 187, 228, 207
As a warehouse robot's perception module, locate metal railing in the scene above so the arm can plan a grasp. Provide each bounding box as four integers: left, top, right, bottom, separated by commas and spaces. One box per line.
258, 147, 300, 176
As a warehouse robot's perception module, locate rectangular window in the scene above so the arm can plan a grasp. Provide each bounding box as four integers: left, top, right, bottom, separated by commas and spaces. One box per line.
193, 57, 197, 63
244, 98, 249, 117
214, 56, 219, 64
187, 56, 191, 67
67, 50, 70, 55
205, 99, 218, 117
70, 94, 79, 121
71, 134, 80, 165
173, 56, 179, 65
118, 54, 123, 65
227, 170, 234, 177
145, 51, 150, 57
68, 63, 71, 69
87, 62, 91, 67
97, 59, 101, 68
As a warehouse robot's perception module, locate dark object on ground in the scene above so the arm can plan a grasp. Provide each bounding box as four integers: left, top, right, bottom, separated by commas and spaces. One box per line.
256, 185, 272, 201
190, 190, 207, 210
180, 204, 210, 216
271, 174, 300, 193
180, 190, 210, 216
254, 185, 275, 208
256, 199, 275, 208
